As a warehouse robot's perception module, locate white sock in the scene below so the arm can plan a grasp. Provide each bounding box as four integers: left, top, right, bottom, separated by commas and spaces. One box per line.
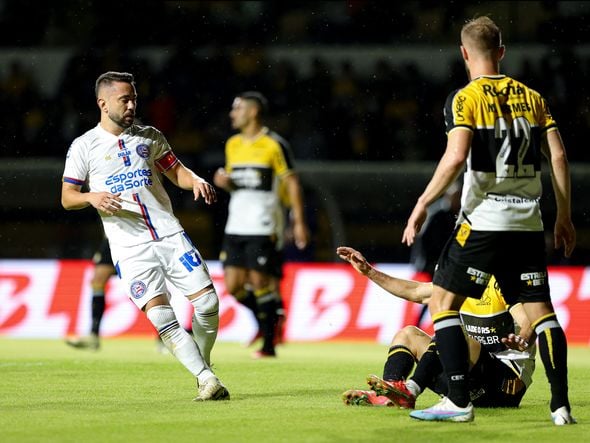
406, 379, 422, 397
146, 305, 213, 382
190, 289, 219, 366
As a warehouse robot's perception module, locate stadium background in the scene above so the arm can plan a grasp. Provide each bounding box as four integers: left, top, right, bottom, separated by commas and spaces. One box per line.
1, 1, 590, 342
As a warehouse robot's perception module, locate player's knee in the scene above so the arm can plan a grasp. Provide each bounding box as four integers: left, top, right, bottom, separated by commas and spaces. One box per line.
191, 289, 219, 314
391, 326, 417, 346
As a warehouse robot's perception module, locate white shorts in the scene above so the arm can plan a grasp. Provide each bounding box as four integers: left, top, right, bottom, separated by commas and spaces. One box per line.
110, 231, 213, 309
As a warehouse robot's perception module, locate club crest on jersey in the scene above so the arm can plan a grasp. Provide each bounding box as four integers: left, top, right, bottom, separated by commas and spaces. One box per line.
136, 144, 150, 158
130, 280, 147, 299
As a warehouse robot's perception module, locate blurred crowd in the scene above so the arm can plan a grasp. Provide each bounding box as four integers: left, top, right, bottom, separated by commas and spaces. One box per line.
2, 1, 590, 163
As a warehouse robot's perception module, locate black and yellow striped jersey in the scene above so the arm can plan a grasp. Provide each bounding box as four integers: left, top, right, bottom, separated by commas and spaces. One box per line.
444, 75, 557, 231
224, 127, 295, 236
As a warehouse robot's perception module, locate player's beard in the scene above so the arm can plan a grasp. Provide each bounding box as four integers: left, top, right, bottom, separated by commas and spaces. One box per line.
109, 111, 134, 129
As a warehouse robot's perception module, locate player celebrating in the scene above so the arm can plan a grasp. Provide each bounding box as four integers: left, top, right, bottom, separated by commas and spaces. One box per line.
61, 71, 229, 401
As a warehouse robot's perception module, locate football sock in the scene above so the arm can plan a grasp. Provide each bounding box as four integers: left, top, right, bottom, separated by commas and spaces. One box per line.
534, 313, 570, 412
274, 293, 286, 344
255, 288, 278, 354
382, 345, 416, 380
236, 288, 258, 315
90, 290, 106, 336
432, 310, 470, 407
190, 289, 220, 366
405, 379, 422, 397
409, 340, 442, 392
147, 305, 213, 383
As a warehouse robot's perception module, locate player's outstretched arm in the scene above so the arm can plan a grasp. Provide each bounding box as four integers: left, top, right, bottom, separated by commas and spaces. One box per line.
336, 246, 432, 304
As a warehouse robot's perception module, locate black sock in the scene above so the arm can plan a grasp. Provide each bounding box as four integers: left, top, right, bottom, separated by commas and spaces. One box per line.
535, 314, 570, 412
236, 289, 258, 314
235, 289, 261, 331
255, 289, 278, 354
383, 345, 416, 381
410, 341, 443, 392
432, 311, 469, 407
91, 293, 105, 336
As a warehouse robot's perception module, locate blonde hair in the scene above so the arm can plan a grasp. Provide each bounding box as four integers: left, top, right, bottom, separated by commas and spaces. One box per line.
461, 16, 502, 55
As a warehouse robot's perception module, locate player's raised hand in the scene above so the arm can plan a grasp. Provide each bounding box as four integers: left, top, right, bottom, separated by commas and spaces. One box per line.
90, 192, 122, 216
193, 178, 217, 205
336, 246, 372, 276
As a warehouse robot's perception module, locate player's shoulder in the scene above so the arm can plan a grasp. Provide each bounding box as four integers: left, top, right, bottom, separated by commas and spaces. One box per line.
128, 124, 164, 139
266, 129, 290, 150
226, 133, 242, 145
444, 88, 464, 105
69, 124, 102, 150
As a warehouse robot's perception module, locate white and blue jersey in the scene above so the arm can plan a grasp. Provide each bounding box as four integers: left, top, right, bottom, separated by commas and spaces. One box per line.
63, 124, 184, 247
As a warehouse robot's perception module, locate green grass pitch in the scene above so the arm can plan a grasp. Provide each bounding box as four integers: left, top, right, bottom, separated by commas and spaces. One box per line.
1, 338, 589, 442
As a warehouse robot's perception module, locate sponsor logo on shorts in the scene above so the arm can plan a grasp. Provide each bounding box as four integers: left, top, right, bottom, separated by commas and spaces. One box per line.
130, 280, 147, 299
136, 144, 150, 158
521, 271, 547, 287
179, 250, 202, 272
466, 267, 491, 286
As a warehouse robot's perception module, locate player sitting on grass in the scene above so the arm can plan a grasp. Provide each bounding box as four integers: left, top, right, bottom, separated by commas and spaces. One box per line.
337, 246, 536, 411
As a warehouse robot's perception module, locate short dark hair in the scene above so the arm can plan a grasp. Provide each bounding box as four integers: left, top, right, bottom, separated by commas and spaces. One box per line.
95, 71, 135, 98
237, 91, 269, 118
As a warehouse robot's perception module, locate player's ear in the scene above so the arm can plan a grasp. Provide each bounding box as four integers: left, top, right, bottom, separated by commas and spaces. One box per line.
97, 97, 107, 112
460, 45, 469, 61
498, 45, 505, 61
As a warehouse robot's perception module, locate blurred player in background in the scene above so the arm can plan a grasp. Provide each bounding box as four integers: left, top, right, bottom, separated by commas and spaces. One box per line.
402, 16, 576, 424
338, 246, 535, 409
61, 71, 229, 401
214, 91, 309, 358
65, 236, 116, 350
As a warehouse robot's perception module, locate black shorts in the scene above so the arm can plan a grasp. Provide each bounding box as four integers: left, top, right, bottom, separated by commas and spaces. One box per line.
468, 351, 527, 408
92, 237, 114, 266
220, 234, 283, 277
433, 227, 550, 305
